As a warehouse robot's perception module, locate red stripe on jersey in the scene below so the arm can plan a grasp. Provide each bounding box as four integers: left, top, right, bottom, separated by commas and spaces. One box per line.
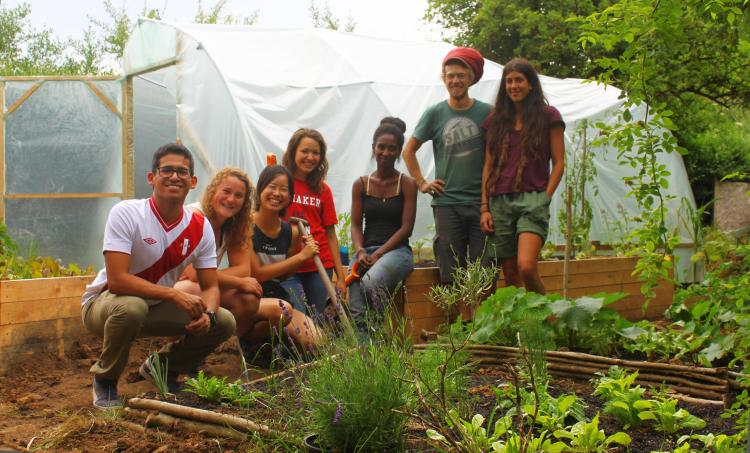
149, 197, 184, 232
135, 212, 205, 284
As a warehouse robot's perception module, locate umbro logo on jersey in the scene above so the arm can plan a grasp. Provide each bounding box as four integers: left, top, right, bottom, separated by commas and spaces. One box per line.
143, 237, 157, 245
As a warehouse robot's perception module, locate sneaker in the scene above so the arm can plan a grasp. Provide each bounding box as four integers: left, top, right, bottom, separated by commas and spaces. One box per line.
92, 376, 122, 410
139, 359, 181, 394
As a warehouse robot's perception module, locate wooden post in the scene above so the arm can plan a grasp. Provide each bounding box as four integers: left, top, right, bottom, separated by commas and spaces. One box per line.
563, 185, 573, 299
0, 81, 5, 221
122, 76, 134, 199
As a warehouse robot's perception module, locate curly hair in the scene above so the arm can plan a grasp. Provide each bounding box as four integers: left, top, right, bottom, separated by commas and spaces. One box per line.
282, 128, 329, 194
200, 167, 254, 249
486, 58, 548, 194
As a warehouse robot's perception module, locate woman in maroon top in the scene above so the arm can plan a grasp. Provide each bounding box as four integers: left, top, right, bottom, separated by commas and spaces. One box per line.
480, 58, 565, 294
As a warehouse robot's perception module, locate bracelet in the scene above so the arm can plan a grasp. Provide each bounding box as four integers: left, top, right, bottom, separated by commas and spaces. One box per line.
480, 208, 490, 214
480, 202, 488, 206
417, 178, 426, 186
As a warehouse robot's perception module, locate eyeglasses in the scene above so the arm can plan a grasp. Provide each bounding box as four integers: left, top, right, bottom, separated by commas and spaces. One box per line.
156, 166, 191, 178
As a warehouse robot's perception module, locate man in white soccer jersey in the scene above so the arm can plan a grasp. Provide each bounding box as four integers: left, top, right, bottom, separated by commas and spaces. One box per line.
81, 143, 236, 409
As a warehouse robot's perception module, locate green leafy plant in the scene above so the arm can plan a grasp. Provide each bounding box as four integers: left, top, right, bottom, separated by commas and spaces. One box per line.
494, 382, 587, 433
592, 366, 647, 429
184, 371, 263, 408
674, 431, 747, 453
184, 370, 226, 402
336, 211, 352, 256
468, 287, 553, 345
0, 223, 93, 280
553, 413, 631, 452
637, 391, 706, 435
549, 292, 628, 355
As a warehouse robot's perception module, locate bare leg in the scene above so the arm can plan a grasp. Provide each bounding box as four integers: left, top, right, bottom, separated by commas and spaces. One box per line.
500, 257, 521, 288
244, 298, 320, 351
516, 232, 545, 294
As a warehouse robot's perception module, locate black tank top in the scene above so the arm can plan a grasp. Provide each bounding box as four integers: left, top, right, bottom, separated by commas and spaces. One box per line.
362, 174, 408, 248
252, 221, 292, 267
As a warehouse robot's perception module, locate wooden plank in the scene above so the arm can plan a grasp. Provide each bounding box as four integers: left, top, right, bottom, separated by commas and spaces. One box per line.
403, 301, 448, 319
0, 81, 4, 221
0, 276, 93, 303
0, 296, 82, 326
0, 317, 84, 348
0, 75, 117, 81
4, 82, 42, 117
405, 267, 441, 285
84, 80, 121, 118
4, 192, 122, 199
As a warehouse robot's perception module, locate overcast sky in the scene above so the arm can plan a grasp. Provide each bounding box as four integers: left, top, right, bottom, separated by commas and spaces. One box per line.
6, 0, 444, 43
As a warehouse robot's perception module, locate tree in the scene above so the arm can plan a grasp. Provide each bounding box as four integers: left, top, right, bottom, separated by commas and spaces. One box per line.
0, 3, 88, 75
424, 0, 615, 79
310, 1, 356, 32
195, 0, 259, 25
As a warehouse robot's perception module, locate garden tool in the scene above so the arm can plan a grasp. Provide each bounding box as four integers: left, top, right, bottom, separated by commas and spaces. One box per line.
344, 260, 361, 286
289, 216, 353, 334
266, 153, 277, 166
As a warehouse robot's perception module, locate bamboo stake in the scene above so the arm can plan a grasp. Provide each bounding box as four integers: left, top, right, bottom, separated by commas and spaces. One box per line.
146, 411, 248, 440
564, 185, 572, 299
128, 397, 297, 445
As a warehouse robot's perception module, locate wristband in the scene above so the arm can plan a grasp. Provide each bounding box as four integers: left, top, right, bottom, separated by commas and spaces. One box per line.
417, 178, 426, 186
205, 310, 217, 329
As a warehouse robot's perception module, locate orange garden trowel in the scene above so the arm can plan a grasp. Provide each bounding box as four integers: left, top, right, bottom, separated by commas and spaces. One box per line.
344, 260, 361, 286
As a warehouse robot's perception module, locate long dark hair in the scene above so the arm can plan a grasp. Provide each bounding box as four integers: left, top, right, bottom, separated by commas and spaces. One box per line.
256, 165, 294, 217
486, 58, 548, 194
282, 128, 328, 194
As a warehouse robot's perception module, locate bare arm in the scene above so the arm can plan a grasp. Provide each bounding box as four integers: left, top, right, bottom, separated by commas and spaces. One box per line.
248, 226, 317, 282
480, 143, 494, 233
350, 177, 365, 258
402, 136, 445, 196
184, 266, 221, 334
105, 251, 205, 319
547, 126, 565, 197
371, 176, 417, 259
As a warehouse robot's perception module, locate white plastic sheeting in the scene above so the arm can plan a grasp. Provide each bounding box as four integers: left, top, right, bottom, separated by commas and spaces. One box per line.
3, 80, 123, 267
123, 20, 698, 280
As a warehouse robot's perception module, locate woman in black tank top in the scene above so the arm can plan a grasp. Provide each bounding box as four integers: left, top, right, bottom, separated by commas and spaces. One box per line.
349, 117, 418, 339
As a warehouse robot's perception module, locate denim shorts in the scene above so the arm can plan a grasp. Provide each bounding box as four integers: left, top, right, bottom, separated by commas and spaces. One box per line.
487, 191, 550, 259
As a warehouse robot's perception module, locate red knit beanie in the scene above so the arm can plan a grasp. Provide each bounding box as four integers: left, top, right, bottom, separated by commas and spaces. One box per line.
442, 47, 484, 85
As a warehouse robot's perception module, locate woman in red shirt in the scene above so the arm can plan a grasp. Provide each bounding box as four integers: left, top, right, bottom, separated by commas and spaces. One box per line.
282, 128, 346, 321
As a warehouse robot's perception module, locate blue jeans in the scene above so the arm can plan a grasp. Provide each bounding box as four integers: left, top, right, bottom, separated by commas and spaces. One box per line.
282, 268, 334, 322
348, 245, 414, 338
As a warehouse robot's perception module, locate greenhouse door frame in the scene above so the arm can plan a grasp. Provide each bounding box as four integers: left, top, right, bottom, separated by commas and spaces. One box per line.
0, 75, 135, 222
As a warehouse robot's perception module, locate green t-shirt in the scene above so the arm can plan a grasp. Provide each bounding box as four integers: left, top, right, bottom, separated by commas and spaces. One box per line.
413, 99, 491, 206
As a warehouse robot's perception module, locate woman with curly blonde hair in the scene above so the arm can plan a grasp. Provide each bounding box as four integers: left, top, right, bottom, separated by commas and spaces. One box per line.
176, 167, 318, 354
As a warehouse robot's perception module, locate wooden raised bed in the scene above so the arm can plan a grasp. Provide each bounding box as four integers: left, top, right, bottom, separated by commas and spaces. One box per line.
398, 256, 674, 341
0, 275, 93, 374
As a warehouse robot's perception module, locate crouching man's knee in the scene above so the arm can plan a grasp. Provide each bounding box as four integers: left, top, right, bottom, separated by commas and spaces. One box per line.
213, 307, 237, 341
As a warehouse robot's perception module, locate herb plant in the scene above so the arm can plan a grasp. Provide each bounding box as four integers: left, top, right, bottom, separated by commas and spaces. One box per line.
552, 413, 632, 452
637, 392, 706, 435
592, 367, 648, 429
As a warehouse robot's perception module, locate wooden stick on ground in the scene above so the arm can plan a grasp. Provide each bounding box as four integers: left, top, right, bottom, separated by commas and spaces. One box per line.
128, 398, 298, 446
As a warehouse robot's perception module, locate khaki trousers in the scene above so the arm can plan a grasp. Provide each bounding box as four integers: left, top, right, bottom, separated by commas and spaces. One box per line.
82, 290, 236, 380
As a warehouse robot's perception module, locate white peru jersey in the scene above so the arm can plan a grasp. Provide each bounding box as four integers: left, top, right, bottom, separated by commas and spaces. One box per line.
81, 198, 217, 306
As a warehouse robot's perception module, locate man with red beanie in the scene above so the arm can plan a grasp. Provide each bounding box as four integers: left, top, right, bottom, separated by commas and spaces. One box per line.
403, 47, 491, 308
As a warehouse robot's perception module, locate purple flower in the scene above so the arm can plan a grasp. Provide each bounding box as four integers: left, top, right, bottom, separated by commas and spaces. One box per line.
332, 402, 343, 426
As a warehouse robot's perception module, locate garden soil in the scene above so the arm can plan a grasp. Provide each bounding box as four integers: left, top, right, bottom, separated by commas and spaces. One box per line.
0, 334, 253, 452
0, 336, 740, 452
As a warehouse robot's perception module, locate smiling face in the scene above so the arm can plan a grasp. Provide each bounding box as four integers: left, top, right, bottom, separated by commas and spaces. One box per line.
372, 133, 400, 169
505, 70, 531, 103
292, 137, 322, 179
259, 173, 291, 213
147, 153, 197, 203
210, 175, 247, 225
443, 63, 472, 101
